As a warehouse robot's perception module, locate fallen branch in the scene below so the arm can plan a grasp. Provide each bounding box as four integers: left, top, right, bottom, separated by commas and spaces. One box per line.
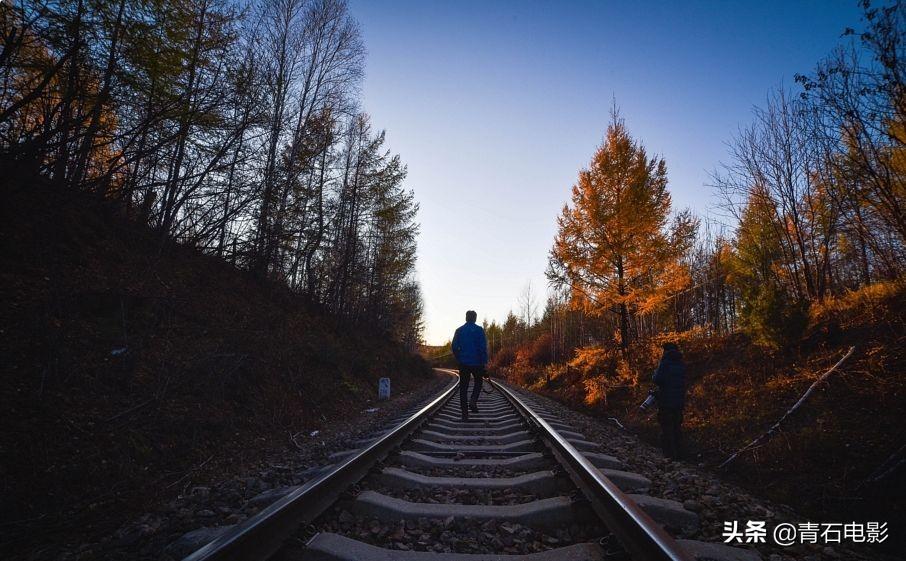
718, 346, 856, 470
164, 454, 215, 490
290, 431, 307, 450
858, 444, 906, 489
103, 397, 155, 423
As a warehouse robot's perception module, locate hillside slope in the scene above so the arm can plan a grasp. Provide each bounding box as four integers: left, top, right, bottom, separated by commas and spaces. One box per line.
505, 285, 905, 551
0, 166, 435, 556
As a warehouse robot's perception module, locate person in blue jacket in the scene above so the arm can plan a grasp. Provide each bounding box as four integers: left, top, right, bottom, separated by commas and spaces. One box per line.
652, 342, 686, 459
451, 310, 488, 421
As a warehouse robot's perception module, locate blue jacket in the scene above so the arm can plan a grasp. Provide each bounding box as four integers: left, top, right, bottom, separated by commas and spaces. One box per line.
652, 349, 686, 409
452, 321, 488, 366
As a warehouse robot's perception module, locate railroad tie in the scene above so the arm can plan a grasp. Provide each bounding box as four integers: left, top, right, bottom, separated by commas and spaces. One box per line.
180, 376, 763, 561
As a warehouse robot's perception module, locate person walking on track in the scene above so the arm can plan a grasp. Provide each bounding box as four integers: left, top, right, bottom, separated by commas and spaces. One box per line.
451, 310, 489, 421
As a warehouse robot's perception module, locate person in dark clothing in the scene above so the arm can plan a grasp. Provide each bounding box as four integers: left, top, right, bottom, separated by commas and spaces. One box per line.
652, 342, 686, 459
451, 310, 488, 421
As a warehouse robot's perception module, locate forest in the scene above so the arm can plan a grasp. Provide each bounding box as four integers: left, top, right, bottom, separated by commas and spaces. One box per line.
0, 1, 438, 557
475, 1, 904, 533
0, 0, 423, 345
482, 1, 903, 388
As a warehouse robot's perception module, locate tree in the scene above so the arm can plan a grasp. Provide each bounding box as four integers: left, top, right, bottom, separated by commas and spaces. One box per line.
517, 281, 538, 327
0, 0, 424, 346
714, 88, 838, 303
547, 109, 691, 351
798, 0, 905, 276
251, 0, 364, 278
729, 186, 808, 348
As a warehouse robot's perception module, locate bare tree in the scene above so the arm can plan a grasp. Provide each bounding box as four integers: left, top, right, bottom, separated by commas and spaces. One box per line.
0, 0, 424, 345
518, 281, 538, 327
714, 88, 838, 302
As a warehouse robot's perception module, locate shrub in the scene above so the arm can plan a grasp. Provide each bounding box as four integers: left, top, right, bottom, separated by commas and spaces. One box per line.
569, 346, 638, 407
810, 280, 903, 327
568, 345, 617, 375
739, 282, 809, 349
507, 365, 540, 387
489, 346, 516, 371
526, 333, 553, 365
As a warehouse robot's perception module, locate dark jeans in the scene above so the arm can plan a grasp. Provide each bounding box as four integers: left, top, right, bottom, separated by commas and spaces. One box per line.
458, 364, 485, 416
658, 407, 683, 459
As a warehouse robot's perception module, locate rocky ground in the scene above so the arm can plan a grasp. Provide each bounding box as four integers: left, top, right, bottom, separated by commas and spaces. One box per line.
50, 372, 453, 561
370, 483, 550, 505
315, 508, 605, 555
400, 462, 540, 479
43, 374, 898, 561
507, 384, 897, 561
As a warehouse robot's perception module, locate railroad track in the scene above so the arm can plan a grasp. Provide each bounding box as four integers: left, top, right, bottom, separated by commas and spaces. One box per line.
183, 372, 759, 561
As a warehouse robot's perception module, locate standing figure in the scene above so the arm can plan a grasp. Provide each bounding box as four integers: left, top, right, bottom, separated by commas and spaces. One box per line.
653, 342, 686, 460
451, 310, 488, 421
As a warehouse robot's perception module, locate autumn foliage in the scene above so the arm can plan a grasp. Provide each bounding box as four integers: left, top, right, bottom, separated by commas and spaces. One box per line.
547, 109, 696, 351
487, 1, 905, 543
0, 0, 424, 346
492, 2, 904, 387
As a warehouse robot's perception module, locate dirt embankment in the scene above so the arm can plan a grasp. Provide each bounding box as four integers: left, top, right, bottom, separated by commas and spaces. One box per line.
503, 284, 905, 552
0, 169, 435, 559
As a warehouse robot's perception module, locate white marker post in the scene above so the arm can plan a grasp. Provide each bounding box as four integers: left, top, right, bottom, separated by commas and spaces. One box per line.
378, 377, 391, 400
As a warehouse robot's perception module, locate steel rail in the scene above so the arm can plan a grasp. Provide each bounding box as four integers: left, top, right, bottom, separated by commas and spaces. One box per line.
182, 375, 459, 561
490, 378, 695, 561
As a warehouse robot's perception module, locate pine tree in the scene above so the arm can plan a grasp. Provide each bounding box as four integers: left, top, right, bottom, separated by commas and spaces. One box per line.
547, 110, 690, 351
729, 186, 808, 348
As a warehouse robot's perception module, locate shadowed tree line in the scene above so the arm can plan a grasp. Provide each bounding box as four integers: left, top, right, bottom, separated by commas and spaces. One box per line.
0, 0, 423, 346
488, 1, 903, 376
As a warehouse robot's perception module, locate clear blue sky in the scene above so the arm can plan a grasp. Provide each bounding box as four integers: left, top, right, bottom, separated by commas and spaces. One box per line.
347, 0, 863, 345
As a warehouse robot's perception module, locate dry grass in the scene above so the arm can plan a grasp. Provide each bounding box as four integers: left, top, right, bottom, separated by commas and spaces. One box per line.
810, 280, 903, 325
0, 172, 433, 558
500, 283, 905, 550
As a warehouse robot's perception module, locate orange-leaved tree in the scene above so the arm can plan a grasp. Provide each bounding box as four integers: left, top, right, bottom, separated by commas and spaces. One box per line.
547, 110, 695, 352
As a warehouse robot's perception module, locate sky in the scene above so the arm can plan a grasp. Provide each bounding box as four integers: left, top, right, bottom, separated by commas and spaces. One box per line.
346, 0, 864, 345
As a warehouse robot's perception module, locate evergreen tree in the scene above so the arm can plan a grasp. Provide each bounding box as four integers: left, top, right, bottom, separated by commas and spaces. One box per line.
547, 110, 691, 351
729, 186, 808, 348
